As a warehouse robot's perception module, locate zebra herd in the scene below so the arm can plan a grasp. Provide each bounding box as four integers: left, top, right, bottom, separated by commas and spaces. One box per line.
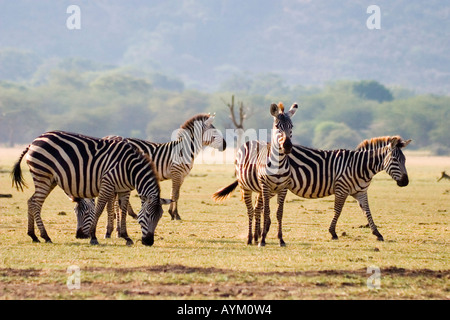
11, 103, 411, 247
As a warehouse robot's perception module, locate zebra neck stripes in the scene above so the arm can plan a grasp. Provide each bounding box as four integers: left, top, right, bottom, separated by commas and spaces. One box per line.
11, 130, 167, 246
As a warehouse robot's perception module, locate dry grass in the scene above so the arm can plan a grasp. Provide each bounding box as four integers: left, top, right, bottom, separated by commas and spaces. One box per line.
0, 147, 449, 299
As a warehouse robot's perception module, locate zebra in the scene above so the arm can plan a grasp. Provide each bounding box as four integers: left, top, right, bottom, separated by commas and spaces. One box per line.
73, 197, 95, 239
213, 102, 298, 247
11, 130, 171, 246
98, 113, 227, 238
283, 135, 411, 241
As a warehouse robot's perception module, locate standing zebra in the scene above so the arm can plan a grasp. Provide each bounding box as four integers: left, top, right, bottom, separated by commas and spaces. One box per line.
11, 130, 171, 246
213, 102, 298, 247
284, 135, 411, 241
99, 113, 226, 238
126, 113, 226, 220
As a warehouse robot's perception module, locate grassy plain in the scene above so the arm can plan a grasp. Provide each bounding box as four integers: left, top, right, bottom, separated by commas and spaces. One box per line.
0, 147, 448, 299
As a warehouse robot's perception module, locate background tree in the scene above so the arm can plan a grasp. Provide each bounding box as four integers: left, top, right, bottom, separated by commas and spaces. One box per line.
353, 80, 394, 103
222, 95, 252, 151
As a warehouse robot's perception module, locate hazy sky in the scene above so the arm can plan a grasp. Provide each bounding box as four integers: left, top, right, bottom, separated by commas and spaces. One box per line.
0, 1, 449, 93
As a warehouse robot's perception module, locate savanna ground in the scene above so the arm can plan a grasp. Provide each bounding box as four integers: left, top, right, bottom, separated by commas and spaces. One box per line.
0, 147, 448, 300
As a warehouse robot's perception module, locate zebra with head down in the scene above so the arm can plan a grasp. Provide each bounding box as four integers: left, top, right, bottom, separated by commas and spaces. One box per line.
75, 113, 227, 240
11, 130, 171, 246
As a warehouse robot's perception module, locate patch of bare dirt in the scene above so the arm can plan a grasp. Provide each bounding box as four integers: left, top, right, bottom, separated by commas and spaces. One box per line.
1, 265, 448, 299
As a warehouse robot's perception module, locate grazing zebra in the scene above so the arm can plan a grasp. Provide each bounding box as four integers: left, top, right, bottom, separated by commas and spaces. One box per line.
73, 197, 95, 239
126, 113, 226, 220
11, 130, 171, 246
284, 135, 411, 241
213, 102, 298, 247
437, 171, 450, 182
96, 113, 226, 238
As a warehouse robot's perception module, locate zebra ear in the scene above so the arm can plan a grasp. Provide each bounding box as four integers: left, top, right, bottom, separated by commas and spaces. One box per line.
205, 114, 215, 126
160, 198, 173, 205
270, 103, 278, 116
400, 139, 412, 148
288, 103, 298, 118
389, 137, 399, 149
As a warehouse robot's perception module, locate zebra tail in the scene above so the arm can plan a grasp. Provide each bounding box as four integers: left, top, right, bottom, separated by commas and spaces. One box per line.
212, 180, 238, 202
11, 146, 29, 192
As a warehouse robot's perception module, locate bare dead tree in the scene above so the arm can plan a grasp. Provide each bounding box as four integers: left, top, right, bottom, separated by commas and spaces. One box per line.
222, 95, 252, 153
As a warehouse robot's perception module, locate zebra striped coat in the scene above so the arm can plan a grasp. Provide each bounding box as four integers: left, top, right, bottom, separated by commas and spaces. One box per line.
279, 135, 410, 241
11, 130, 171, 246
94, 113, 227, 239
126, 113, 226, 220
213, 102, 298, 247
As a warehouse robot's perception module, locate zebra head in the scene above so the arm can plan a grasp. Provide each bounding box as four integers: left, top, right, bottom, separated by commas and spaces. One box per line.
74, 198, 95, 239
270, 102, 298, 154
383, 137, 411, 187
203, 113, 227, 151
139, 196, 172, 246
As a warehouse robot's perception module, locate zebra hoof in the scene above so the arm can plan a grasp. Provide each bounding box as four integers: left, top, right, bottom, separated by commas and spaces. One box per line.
377, 236, 384, 242
280, 242, 286, 247
125, 238, 134, 246
45, 239, 53, 244
331, 236, 339, 240
90, 238, 99, 245
258, 242, 266, 247
28, 232, 40, 243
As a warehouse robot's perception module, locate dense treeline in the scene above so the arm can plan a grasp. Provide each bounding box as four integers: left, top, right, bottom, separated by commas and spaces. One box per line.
0, 58, 449, 154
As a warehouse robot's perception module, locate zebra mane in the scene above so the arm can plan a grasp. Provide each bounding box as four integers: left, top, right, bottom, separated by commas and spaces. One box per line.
176, 113, 211, 140
142, 152, 160, 184
356, 136, 402, 150
180, 113, 211, 131
106, 136, 161, 185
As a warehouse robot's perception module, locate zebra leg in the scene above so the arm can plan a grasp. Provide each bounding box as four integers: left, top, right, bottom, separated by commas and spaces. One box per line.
168, 175, 183, 220
353, 193, 384, 241
253, 193, 263, 244
259, 186, 271, 247
89, 184, 114, 245
117, 192, 133, 245
105, 195, 116, 239
329, 191, 348, 240
127, 202, 138, 219
27, 181, 56, 243
27, 195, 40, 242
243, 189, 254, 245
276, 190, 288, 247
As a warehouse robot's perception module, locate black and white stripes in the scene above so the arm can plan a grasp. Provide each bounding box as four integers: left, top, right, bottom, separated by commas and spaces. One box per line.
288, 135, 411, 241
125, 113, 226, 220
213, 102, 298, 246
11, 130, 170, 246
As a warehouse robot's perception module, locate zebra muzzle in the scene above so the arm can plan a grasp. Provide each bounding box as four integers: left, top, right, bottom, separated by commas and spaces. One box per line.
397, 174, 409, 187
282, 138, 292, 154
142, 233, 154, 246
76, 228, 89, 239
